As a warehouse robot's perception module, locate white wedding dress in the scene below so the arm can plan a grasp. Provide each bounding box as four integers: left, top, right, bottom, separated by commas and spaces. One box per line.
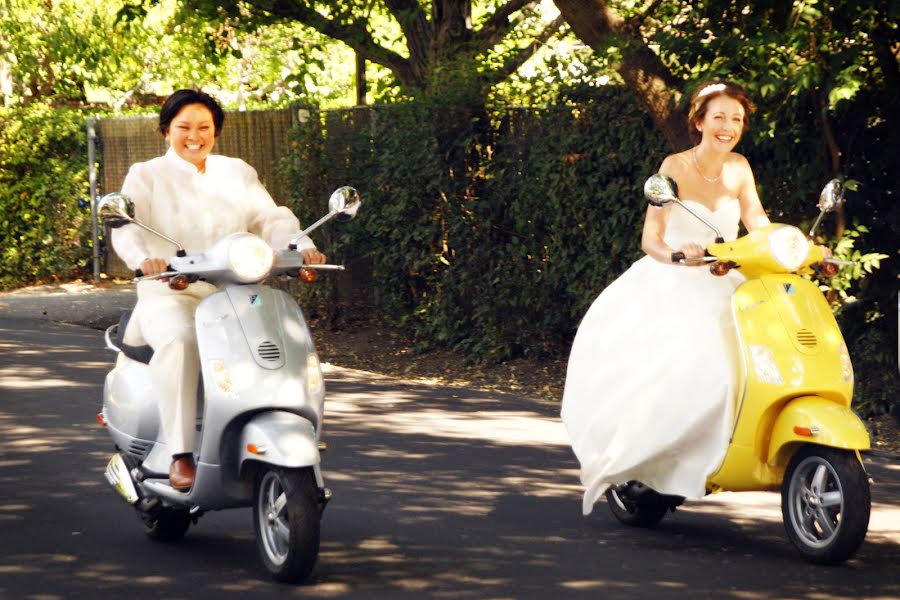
562, 198, 745, 515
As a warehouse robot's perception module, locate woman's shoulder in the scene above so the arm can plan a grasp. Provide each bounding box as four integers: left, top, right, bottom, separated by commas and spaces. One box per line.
726, 151, 752, 168
126, 154, 167, 177
209, 154, 257, 175
659, 151, 691, 175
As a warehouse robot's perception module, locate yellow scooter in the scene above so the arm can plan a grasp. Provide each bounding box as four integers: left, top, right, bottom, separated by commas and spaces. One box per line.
606, 174, 871, 565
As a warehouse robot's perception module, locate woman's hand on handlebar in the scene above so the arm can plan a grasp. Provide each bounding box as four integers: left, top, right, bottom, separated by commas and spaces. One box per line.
673, 243, 707, 266
301, 248, 327, 265
139, 257, 168, 276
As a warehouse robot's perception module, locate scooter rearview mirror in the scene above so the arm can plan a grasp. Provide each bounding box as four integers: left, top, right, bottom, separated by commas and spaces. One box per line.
328, 186, 361, 222
97, 192, 185, 252
97, 193, 136, 229
644, 174, 679, 208
808, 179, 846, 238
644, 173, 725, 242
294, 186, 363, 242
818, 179, 845, 214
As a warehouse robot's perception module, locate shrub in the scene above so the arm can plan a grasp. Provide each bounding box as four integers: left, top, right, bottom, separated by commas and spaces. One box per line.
0, 103, 92, 289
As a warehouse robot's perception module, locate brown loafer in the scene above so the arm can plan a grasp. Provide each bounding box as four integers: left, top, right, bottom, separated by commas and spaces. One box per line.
169, 455, 196, 491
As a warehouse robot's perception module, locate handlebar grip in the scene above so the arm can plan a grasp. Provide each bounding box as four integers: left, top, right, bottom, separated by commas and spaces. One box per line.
134, 264, 173, 279
671, 251, 685, 263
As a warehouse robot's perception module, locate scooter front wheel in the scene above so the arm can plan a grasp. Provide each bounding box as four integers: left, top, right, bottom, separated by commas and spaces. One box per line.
782, 446, 870, 565
253, 467, 321, 582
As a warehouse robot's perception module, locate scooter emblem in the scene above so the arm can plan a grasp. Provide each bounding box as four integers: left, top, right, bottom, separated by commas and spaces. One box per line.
782, 283, 796, 295
249, 294, 262, 306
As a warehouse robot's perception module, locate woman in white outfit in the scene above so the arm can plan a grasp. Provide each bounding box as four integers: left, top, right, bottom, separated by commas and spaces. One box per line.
111, 89, 326, 491
562, 81, 772, 515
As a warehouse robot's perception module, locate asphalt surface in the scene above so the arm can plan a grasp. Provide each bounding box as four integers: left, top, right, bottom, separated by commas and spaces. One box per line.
0, 284, 898, 599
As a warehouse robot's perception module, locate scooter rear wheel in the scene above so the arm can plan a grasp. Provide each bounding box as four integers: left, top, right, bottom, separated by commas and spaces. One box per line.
782, 446, 870, 565
605, 482, 672, 528
253, 467, 321, 582
143, 508, 191, 542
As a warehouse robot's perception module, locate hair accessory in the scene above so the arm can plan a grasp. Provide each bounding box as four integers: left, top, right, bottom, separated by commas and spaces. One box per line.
697, 83, 727, 99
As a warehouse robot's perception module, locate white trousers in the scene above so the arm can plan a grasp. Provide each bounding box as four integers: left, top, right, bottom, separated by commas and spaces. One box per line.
123, 280, 217, 456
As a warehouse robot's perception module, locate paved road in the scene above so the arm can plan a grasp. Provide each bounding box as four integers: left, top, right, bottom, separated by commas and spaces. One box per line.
0, 300, 898, 598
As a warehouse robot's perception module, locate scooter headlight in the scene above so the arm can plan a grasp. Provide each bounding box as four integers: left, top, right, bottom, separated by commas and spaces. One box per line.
769, 225, 809, 271
227, 234, 274, 283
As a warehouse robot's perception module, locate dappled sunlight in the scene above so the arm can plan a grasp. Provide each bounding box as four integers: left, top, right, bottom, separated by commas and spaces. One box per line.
0, 318, 897, 599
328, 395, 569, 447
0, 366, 89, 389
0, 413, 104, 456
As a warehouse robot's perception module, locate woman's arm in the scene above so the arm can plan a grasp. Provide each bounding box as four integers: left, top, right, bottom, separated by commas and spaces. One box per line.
241, 161, 326, 263
110, 163, 161, 272
736, 154, 770, 232
641, 156, 706, 264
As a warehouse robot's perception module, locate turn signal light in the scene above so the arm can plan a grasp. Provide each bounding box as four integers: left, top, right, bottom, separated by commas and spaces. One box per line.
820, 261, 839, 277
710, 261, 731, 277
793, 426, 819, 437
299, 268, 317, 284
96, 413, 107, 427
246, 444, 267, 455
168, 274, 190, 290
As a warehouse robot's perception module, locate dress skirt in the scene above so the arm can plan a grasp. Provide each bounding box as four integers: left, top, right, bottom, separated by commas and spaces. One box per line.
561, 255, 744, 515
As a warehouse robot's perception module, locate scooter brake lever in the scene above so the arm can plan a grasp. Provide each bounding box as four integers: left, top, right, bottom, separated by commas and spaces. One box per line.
301, 264, 346, 271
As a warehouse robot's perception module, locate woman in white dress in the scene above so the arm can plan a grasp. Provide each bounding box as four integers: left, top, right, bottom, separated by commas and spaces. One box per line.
562, 81, 772, 515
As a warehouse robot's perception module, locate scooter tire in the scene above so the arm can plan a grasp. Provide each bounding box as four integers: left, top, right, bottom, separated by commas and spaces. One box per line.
143, 508, 191, 542
781, 446, 871, 565
253, 467, 321, 583
605, 484, 670, 528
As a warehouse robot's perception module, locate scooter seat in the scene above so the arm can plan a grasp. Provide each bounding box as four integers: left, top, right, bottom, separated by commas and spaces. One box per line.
114, 311, 154, 365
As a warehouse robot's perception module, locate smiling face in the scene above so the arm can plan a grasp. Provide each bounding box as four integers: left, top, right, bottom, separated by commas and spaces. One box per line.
696, 95, 746, 151
165, 103, 216, 170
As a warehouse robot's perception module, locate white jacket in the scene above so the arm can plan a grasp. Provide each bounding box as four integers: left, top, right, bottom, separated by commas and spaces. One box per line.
111, 147, 314, 270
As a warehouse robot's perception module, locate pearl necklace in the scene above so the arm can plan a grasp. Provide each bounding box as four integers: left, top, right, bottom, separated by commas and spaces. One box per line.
691, 147, 721, 183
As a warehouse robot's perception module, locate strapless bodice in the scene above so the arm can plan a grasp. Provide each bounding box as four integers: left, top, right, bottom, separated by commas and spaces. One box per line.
663, 198, 741, 248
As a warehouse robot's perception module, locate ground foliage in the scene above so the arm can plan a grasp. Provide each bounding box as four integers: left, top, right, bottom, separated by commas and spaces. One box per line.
0, 104, 92, 289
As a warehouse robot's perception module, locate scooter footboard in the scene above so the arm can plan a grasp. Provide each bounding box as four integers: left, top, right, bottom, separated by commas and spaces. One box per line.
767, 396, 870, 466
238, 411, 320, 473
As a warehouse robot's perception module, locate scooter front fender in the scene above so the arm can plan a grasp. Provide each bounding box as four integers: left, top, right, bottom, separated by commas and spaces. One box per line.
238, 411, 320, 473
768, 396, 870, 466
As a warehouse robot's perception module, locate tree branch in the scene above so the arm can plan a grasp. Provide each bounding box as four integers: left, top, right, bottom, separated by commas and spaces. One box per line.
483, 15, 567, 87
383, 0, 431, 82
474, 0, 537, 53
242, 0, 420, 87
553, 0, 689, 150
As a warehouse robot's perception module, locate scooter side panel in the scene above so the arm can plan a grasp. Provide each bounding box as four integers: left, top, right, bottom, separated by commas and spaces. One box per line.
767, 395, 871, 466
103, 354, 159, 460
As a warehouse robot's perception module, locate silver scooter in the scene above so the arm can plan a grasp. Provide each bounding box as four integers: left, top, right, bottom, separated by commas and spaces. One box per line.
96, 187, 360, 582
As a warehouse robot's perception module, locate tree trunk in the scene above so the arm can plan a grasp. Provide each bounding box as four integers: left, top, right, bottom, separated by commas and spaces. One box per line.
355, 52, 367, 106
553, 0, 690, 151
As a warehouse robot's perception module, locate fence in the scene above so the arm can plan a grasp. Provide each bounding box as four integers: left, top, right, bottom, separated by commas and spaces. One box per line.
96, 107, 300, 277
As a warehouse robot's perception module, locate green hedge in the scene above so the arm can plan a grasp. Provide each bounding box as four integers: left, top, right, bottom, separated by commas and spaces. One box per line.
283, 87, 897, 415
0, 104, 92, 289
